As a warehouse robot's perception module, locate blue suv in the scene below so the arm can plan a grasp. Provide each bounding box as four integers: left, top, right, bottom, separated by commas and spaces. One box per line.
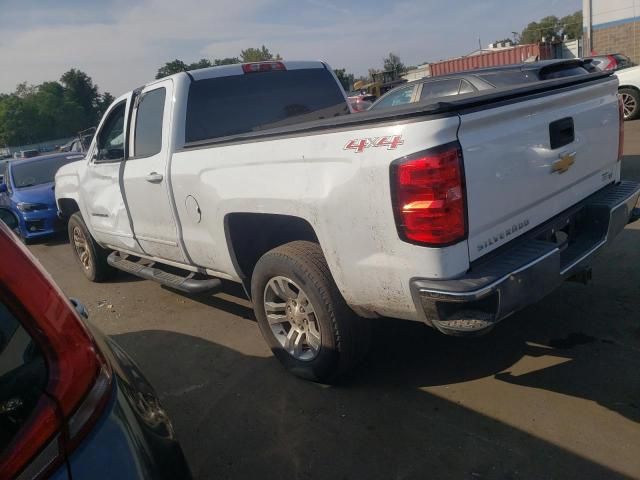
0, 153, 84, 241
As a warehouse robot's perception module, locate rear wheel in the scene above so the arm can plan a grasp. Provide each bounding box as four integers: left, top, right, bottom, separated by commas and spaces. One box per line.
67, 213, 114, 282
251, 241, 370, 383
620, 87, 640, 121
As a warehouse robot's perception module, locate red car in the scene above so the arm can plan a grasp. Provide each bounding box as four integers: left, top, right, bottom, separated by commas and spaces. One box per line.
588, 53, 634, 72
0, 219, 191, 479
347, 93, 376, 112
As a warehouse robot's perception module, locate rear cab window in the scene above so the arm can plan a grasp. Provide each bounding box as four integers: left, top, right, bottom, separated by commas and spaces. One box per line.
185, 67, 349, 143
0, 300, 46, 454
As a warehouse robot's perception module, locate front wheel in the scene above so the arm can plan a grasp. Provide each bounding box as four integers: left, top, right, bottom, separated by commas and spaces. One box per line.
67, 212, 115, 282
251, 241, 369, 383
620, 87, 640, 121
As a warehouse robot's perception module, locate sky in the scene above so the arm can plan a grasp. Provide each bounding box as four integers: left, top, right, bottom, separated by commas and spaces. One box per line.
0, 0, 581, 97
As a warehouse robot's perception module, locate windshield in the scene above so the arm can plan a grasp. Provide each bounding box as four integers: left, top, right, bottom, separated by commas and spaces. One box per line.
11, 156, 81, 188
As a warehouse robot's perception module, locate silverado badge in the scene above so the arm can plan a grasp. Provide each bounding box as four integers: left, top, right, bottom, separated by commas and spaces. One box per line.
552, 152, 576, 174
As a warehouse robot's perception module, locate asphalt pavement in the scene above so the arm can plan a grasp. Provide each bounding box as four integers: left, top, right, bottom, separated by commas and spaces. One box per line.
29, 121, 640, 480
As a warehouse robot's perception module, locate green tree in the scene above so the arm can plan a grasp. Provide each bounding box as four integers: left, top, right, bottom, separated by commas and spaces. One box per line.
60, 69, 100, 126
492, 38, 514, 46
155, 59, 189, 79
240, 45, 282, 62
559, 11, 583, 40
333, 68, 355, 91
521, 15, 559, 44
188, 58, 213, 70
97, 92, 115, 117
214, 57, 240, 66
519, 11, 582, 44
0, 69, 109, 146
383, 53, 405, 76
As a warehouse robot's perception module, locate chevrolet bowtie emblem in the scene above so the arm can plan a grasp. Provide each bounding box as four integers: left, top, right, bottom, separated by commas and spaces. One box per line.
552, 152, 576, 174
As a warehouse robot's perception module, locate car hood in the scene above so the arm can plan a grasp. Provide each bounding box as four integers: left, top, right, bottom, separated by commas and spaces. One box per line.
11, 182, 56, 206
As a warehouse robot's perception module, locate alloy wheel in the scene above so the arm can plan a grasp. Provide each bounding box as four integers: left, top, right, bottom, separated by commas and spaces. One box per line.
263, 276, 322, 361
622, 92, 637, 120
72, 226, 91, 271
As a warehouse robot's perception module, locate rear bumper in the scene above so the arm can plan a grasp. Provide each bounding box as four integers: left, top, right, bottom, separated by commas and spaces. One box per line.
411, 181, 640, 336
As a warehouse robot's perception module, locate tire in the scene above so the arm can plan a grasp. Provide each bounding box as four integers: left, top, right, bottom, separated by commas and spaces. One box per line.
620, 87, 640, 121
251, 241, 370, 383
67, 212, 114, 282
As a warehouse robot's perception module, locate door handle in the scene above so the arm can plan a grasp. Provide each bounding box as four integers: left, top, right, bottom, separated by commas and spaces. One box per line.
145, 172, 163, 183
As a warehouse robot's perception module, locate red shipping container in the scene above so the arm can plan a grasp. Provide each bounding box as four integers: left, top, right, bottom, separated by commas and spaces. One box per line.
430, 44, 554, 76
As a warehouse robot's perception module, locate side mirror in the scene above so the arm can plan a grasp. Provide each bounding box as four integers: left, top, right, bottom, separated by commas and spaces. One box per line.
0, 183, 7, 194
0, 209, 18, 230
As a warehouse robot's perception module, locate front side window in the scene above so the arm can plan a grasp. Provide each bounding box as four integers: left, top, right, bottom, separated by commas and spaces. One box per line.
372, 86, 416, 110
96, 101, 126, 162
134, 88, 166, 158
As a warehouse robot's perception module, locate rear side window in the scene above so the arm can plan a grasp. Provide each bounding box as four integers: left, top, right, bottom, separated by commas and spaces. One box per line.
0, 301, 46, 454
540, 66, 589, 80
185, 68, 349, 143
135, 88, 166, 157
476, 71, 534, 87
459, 80, 475, 94
419, 79, 462, 101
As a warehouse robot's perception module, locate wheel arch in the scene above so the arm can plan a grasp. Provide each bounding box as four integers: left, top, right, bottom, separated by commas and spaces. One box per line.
57, 197, 80, 217
224, 213, 320, 298
619, 84, 640, 93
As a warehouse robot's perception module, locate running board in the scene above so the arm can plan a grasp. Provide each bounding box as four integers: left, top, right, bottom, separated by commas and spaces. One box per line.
107, 252, 221, 294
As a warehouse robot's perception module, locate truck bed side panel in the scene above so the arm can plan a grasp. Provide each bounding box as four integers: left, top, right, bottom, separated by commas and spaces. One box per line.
170, 117, 465, 321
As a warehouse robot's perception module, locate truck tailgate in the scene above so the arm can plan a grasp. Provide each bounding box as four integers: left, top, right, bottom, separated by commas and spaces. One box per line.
458, 77, 621, 261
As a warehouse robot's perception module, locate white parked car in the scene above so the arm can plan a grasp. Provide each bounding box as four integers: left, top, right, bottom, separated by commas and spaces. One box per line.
616, 65, 640, 120
55, 60, 639, 382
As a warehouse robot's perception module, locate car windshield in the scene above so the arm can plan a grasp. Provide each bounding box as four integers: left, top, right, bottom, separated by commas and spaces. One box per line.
11, 156, 81, 188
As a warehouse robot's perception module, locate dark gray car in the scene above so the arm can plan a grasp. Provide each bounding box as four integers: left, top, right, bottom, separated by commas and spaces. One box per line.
369, 60, 593, 111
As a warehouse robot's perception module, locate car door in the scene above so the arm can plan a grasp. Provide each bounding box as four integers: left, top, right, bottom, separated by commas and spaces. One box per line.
80, 94, 144, 254
123, 79, 184, 262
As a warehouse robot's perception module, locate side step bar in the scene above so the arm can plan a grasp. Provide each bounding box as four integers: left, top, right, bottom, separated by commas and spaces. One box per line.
107, 252, 221, 294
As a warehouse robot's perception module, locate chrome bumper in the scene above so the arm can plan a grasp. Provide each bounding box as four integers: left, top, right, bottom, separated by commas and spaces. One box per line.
410, 181, 640, 336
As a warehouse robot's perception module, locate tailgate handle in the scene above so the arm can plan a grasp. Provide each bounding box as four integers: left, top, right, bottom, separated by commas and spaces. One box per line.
549, 117, 574, 150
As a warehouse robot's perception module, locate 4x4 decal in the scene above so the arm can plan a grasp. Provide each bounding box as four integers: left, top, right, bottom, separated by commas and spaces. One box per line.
344, 135, 404, 153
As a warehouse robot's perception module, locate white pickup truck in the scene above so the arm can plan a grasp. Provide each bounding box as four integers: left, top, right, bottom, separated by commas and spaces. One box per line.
56, 60, 640, 382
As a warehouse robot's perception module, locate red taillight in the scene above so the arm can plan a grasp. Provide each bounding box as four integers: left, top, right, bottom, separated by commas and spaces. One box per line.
242, 61, 286, 74
618, 94, 625, 161
391, 142, 467, 246
605, 55, 617, 71
0, 224, 112, 479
